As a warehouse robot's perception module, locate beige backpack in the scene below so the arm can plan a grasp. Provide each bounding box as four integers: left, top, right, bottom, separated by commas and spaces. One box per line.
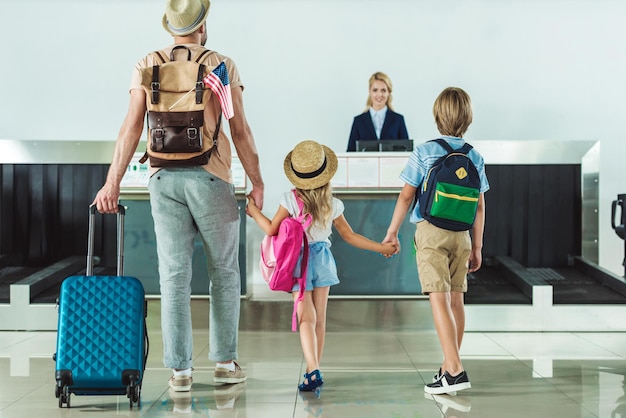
139, 46, 220, 167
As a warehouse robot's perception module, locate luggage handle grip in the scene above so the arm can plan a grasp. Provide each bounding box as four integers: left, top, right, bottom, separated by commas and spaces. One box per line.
87, 204, 126, 277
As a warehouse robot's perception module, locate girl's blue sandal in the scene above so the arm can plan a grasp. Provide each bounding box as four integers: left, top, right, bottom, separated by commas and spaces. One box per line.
298, 369, 323, 391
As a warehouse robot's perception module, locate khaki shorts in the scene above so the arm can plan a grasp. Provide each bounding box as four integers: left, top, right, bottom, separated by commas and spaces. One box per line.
414, 221, 471, 294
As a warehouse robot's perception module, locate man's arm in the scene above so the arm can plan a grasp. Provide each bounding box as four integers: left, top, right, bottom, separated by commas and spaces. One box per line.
228, 85, 265, 209
92, 89, 147, 213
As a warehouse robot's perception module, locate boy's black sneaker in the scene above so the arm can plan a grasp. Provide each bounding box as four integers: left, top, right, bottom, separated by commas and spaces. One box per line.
424, 371, 471, 395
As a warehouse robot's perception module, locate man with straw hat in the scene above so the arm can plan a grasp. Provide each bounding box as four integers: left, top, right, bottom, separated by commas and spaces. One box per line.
93, 0, 263, 392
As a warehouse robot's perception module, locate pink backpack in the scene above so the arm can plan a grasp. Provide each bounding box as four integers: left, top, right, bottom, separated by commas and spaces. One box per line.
259, 190, 312, 331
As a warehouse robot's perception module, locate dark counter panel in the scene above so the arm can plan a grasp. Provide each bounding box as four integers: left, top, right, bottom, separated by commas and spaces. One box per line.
331, 196, 420, 295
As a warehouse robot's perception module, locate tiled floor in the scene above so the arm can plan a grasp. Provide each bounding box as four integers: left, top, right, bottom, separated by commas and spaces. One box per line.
1, 299, 625, 417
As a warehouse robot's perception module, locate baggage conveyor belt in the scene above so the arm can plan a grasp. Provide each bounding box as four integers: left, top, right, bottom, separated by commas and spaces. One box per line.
0, 256, 108, 304
465, 256, 626, 305
5, 255, 624, 306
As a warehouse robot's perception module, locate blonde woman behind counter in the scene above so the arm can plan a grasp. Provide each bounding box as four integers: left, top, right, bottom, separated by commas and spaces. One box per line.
346, 71, 410, 152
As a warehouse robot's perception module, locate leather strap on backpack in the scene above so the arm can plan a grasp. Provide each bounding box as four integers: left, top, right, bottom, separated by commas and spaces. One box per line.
138, 111, 222, 165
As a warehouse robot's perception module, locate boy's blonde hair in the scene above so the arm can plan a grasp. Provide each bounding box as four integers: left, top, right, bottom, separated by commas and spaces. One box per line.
433, 87, 473, 138
296, 183, 333, 233
364, 71, 394, 112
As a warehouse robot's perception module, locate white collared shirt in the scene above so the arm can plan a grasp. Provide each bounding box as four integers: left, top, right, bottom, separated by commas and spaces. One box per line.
369, 106, 387, 139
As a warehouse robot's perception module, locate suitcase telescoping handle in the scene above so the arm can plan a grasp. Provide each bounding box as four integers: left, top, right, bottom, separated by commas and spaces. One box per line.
87, 205, 125, 276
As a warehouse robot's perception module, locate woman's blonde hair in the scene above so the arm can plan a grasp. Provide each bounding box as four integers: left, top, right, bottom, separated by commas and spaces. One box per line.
296, 183, 333, 233
364, 71, 394, 112
433, 87, 473, 138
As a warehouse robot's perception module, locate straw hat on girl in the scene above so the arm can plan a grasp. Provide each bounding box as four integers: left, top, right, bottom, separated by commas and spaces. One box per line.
284, 141, 338, 190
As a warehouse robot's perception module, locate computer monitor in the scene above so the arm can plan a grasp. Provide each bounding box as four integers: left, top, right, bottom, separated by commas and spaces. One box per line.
355, 139, 414, 152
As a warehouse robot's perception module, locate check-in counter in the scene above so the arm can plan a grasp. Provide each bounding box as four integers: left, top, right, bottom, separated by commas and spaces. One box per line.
117, 152, 420, 297
0, 139, 603, 332
118, 140, 599, 298
0, 139, 599, 300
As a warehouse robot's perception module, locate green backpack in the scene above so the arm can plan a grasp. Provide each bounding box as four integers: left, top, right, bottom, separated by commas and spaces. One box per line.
418, 139, 480, 231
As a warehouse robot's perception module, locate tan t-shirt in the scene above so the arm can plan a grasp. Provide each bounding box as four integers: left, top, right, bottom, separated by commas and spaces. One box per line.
129, 44, 243, 184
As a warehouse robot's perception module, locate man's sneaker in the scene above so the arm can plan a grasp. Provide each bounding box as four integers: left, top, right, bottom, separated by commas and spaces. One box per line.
168, 374, 193, 392
214, 361, 247, 384
424, 371, 471, 395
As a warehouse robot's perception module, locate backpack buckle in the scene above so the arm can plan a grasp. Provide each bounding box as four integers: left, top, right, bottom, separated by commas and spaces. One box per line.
153, 128, 164, 140
187, 127, 198, 141
150, 82, 161, 104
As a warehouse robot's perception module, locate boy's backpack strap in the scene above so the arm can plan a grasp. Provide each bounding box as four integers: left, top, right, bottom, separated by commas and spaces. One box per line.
433, 138, 473, 155
432, 138, 454, 154
459, 143, 473, 154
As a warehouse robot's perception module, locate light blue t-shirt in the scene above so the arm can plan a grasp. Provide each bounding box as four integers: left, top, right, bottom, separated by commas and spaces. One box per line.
400, 136, 490, 223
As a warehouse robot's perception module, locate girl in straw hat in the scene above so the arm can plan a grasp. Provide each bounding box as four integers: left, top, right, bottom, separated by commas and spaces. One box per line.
247, 140, 397, 391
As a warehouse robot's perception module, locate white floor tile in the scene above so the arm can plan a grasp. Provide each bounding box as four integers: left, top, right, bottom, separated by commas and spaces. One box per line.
1, 300, 624, 417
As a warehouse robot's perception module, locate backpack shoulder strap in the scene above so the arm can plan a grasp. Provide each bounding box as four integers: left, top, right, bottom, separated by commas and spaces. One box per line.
150, 50, 168, 64
432, 138, 454, 153
292, 189, 312, 229
192, 49, 217, 104
433, 138, 474, 155
194, 49, 216, 63
146, 50, 169, 105
292, 189, 303, 214
291, 188, 310, 331
458, 143, 473, 155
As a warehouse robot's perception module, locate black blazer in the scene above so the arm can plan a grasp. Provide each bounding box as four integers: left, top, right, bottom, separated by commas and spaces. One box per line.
347, 109, 409, 152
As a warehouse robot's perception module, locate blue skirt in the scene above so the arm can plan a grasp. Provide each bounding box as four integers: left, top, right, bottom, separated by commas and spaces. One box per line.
292, 242, 340, 292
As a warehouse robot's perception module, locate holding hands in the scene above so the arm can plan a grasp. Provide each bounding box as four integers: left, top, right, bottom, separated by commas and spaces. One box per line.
381, 231, 401, 258
379, 241, 399, 257
245, 194, 258, 216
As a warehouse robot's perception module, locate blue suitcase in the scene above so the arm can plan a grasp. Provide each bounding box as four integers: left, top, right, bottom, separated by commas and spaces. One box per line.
54, 205, 148, 408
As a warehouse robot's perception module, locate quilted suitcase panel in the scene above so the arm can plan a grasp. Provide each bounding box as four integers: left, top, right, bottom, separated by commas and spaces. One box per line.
55, 275, 146, 393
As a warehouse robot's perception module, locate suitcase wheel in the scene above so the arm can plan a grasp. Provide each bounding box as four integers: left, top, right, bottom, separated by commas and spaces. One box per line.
55, 370, 72, 408
127, 382, 141, 408
57, 384, 70, 408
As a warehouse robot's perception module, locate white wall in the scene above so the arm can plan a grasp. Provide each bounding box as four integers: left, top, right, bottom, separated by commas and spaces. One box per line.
1, 0, 624, 275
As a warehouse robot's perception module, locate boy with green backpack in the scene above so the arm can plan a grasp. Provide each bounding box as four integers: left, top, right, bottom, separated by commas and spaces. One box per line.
383, 87, 490, 395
